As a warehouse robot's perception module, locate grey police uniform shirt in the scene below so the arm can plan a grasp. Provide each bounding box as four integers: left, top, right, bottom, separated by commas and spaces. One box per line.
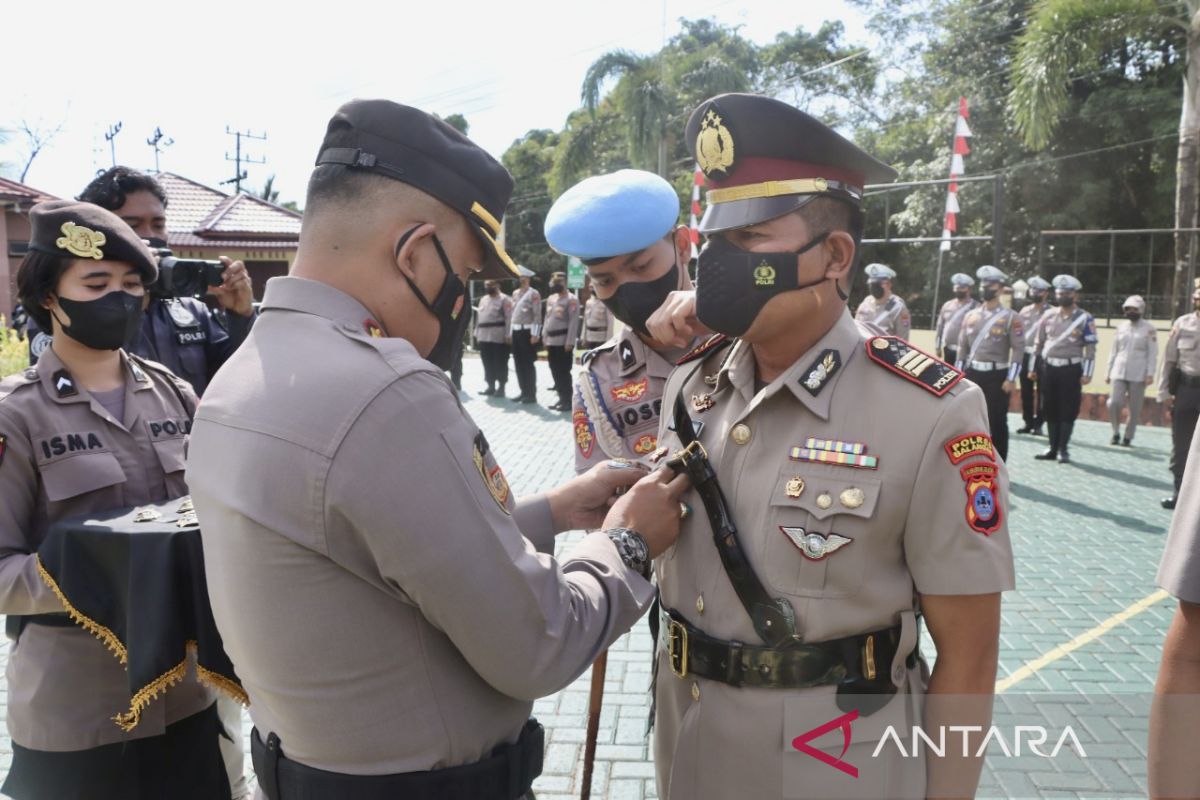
1158, 424, 1200, 603
581, 297, 614, 345
935, 297, 979, 352
955, 303, 1025, 378
508, 286, 542, 338
1159, 311, 1200, 398
1018, 302, 1048, 362
474, 292, 513, 345
1107, 318, 1158, 382
1033, 306, 1099, 376
541, 292, 580, 347
571, 328, 692, 473
185, 276, 654, 775
651, 311, 1015, 800
853, 294, 911, 339
0, 347, 213, 751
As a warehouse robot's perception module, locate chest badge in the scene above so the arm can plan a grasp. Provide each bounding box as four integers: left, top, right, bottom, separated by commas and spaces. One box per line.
784, 476, 805, 499
789, 438, 879, 469
839, 487, 865, 509
691, 393, 715, 413
779, 527, 852, 561
168, 301, 198, 328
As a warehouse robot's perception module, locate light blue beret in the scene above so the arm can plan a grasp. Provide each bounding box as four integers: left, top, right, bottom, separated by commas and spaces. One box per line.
544, 169, 680, 261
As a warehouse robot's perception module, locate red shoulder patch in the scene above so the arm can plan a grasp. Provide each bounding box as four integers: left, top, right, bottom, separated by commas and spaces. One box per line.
675, 333, 730, 366
865, 336, 962, 397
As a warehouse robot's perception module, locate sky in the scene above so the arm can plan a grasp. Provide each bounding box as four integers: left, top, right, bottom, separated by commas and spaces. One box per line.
0, 0, 868, 205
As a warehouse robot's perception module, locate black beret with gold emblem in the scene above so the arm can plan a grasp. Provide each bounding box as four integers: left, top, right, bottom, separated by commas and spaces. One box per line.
28, 199, 159, 283
314, 99, 518, 280
686, 93, 898, 234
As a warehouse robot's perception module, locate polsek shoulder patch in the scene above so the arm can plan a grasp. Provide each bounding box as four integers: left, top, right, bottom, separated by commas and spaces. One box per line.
865, 336, 962, 396
945, 432, 996, 465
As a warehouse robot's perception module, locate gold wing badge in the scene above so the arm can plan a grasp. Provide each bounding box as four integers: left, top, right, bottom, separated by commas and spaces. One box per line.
56, 222, 106, 260
696, 109, 735, 178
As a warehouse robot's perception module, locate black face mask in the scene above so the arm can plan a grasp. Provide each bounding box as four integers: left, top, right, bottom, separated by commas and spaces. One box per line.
54, 291, 144, 351
602, 262, 680, 337
982, 287, 999, 302
954, 288, 971, 300
1056, 293, 1075, 307
1031, 292, 1047, 304
868, 281, 885, 299
695, 232, 830, 337
1125, 311, 1141, 322
550, 280, 566, 292
396, 226, 467, 371
487, 286, 499, 296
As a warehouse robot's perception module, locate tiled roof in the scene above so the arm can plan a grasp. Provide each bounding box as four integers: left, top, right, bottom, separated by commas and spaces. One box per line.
156, 172, 300, 250
0, 176, 56, 205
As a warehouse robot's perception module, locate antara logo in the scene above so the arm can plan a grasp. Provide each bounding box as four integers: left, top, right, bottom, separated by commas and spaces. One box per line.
791, 710, 860, 778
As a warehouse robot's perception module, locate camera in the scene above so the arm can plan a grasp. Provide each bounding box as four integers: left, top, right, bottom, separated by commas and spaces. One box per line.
146, 246, 226, 299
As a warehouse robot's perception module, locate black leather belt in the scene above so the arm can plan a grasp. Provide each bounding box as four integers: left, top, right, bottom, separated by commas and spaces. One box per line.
545, 328, 566, 336
5, 613, 75, 641
586, 325, 607, 331
252, 719, 544, 800
1180, 373, 1200, 388
476, 322, 504, 328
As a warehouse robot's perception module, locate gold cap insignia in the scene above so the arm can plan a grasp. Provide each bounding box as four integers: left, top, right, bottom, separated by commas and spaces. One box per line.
56, 222, 106, 260
696, 108, 735, 177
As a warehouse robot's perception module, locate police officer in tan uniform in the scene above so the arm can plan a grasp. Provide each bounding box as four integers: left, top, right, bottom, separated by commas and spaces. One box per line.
935, 272, 978, 364
543, 271, 580, 411
543, 169, 698, 472
507, 265, 541, 403
1016, 275, 1051, 434
1031, 274, 1097, 463
854, 262, 911, 339
1158, 280, 1200, 508
647, 93, 1014, 800
955, 265, 1024, 461
186, 100, 691, 800
1105, 294, 1157, 447
580, 283, 614, 348
474, 278, 513, 396
0, 201, 225, 799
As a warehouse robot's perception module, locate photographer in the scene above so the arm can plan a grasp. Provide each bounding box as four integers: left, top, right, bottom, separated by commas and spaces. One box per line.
27, 167, 256, 396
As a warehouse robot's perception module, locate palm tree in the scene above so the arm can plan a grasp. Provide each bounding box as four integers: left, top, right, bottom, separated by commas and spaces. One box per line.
581, 50, 675, 176
1010, 0, 1200, 313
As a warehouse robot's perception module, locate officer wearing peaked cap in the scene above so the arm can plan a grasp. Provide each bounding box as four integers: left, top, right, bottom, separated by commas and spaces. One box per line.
544, 169, 699, 472
955, 265, 1024, 461
1016, 275, 1052, 435
1030, 273, 1097, 462
854, 262, 911, 339
646, 93, 1014, 800
935, 272, 979, 365
186, 99, 691, 799
507, 265, 542, 403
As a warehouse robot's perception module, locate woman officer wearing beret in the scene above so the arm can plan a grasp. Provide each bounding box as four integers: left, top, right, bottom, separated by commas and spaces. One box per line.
0, 201, 228, 799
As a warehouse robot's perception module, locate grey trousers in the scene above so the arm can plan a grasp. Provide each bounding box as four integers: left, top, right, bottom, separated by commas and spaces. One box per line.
1108, 379, 1147, 440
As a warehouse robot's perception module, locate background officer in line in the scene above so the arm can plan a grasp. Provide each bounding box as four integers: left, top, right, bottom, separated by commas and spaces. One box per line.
473, 278, 513, 396
26, 167, 257, 398
956, 265, 1024, 462
543, 169, 699, 472
1031, 273, 1097, 463
543, 271, 580, 411
187, 99, 690, 800
647, 93, 1013, 800
1149, 424, 1200, 799
935, 272, 978, 364
853, 262, 911, 338
1016, 275, 1051, 435
1158, 279, 1200, 508
1105, 294, 1157, 447
580, 277, 614, 349
507, 265, 541, 403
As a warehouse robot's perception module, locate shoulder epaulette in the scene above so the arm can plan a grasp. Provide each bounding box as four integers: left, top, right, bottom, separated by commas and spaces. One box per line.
675, 333, 730, 366
865, 336, 962, 397
580, 340, 617, 367
129, 354, 190, 390
0, 368, 40, 403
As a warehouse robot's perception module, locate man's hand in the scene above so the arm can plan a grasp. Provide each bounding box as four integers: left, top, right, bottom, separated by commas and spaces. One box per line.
601, 467, 691, 558
211, 257, 254, 316
545, 460, 650, 532
1164, 395, 1175, 410
1027, 371, 1037, 381
505, 335, 512, 345
564, 343, 573, 352
531, 335, 540, 345
1146, 375, 1155, 386
1001, 379, 1015, 393
1081, 375, 1093, 386
647, 290, 708, 348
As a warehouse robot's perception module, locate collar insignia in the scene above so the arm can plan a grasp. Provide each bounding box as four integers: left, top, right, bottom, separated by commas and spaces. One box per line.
52, 369, 77, 398
56, 222, 106, 260
800, 349, 842, 396
619, 339, 637, 372
364, 319, 384, 338
778, 527, 852, 561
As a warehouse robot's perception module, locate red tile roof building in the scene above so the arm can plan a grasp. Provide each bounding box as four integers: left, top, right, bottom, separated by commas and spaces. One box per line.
2, 176, 57, 320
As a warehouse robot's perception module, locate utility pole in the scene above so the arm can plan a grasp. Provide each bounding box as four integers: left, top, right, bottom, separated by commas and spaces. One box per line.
146, 127, 174, 173
104, 122, 122, 168
222, 127, 267, 194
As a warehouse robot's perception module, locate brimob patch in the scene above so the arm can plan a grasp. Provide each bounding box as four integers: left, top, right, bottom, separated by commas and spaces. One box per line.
945, 432, 996, 465
961, 462, 1002, 535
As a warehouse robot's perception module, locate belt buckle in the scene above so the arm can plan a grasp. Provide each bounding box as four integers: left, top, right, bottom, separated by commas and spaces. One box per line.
673, 440, 708, 469
667, 619, 689, 678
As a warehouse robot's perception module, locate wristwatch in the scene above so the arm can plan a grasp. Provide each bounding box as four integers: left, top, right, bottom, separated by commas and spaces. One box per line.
604, 527, 651, 579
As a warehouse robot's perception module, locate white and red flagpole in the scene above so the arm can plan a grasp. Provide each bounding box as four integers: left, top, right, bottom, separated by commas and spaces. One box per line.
932, 97, 972, 321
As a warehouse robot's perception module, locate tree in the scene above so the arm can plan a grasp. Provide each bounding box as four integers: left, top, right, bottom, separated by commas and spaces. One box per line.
439, 113, 470, 136
502, 129, 565, 278
16, 118, 64, 183
1010, 0, 1199, 314
255, 175, 280, 204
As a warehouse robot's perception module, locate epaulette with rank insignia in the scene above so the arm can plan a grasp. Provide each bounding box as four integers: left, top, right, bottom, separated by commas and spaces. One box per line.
580, 340, 616, 368
865, 336, 962, 397
674, 333, 730, 366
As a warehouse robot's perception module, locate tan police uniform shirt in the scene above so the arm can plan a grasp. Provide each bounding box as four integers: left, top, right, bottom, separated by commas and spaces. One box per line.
571, 329, 692, 473
935, 297, 979, 352
651, 311, 1015, 800
1107, 318, 1158, 382
0, 347, 213, 751
1159, 312, 1200, 398
1158, 423, 1200, 603
1033, 306, 1099, 376
853, 294, 911, 340
955, 303, 1025, 375
186, 276, 654, 776
474, 292, 512, 345
542, 291, 580, 348
1018, 301, 1048, 365
581, 296, 614, 346
508, 286, 542, 339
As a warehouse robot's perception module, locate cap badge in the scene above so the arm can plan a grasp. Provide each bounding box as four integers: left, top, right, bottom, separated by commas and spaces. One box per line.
779, 527, 852, 561
133, 509, 162, 523
56, 222, 106, 260
696, 109, 735, 177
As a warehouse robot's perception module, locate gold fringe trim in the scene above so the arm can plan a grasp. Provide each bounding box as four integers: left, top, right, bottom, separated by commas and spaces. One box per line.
195, 646, 250, 708
112, 653, 189, 732
35, 554, 128, 665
